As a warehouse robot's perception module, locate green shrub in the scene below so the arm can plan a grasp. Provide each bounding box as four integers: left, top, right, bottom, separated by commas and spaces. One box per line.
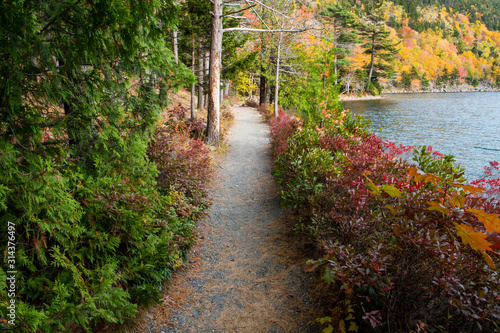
0, 134, 198, 331
412, 145, 466, 183
0, 1, 205, 331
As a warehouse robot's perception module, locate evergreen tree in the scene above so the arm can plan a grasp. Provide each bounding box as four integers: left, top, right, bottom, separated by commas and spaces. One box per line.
357, 0, 400, 94
178, 0, 256, 143
179, 0, 212, 117
320, 2, 360, 87
421, 73, 431, 90
0, 0, 194, 330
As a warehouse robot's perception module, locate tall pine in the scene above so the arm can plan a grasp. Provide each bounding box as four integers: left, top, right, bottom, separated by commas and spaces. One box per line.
320, 2, 360, 87
357, 0, 400, 94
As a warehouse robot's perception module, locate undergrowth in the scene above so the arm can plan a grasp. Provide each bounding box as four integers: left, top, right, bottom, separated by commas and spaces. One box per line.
0, 103, 216, 332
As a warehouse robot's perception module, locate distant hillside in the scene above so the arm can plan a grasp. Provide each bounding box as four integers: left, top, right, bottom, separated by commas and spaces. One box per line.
391, 0, 500, 31
326, 0, 500, 92
387, 1, 500, 90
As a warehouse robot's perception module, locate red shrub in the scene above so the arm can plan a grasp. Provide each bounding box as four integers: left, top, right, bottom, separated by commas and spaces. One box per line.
472, 161, 500, 197
271, 112, 500, 332
269, 116, 300, 159
148, 126, 212, 206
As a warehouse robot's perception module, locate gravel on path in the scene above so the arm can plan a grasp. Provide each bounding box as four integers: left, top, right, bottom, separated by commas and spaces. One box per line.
134, 106, 322, 333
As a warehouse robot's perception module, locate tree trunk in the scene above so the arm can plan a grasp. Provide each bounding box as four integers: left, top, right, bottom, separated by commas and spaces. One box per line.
273, 32, 282, 118
334, 21, 338, 86
172, 30, 178, 64
265, 83, 271, 105
259, 73, 267, 105
207, 0, 222, 146
220, 84, 224, 108
59, 57, 78, 148
249, 73, 254, 99
323, 46, 327, 97
204, 49, 210, 109
197, 40, 204, 110
366, 31, 376, 92
191, 39, 196, 119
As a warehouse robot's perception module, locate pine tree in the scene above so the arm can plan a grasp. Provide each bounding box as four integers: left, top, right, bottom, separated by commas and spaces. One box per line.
320, 2, 360, 87
357, 0, 400, 94
178, 0, 255, 144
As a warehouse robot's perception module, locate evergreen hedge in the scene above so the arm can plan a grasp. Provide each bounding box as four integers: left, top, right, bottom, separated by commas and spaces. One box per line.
0, 1, 204, 331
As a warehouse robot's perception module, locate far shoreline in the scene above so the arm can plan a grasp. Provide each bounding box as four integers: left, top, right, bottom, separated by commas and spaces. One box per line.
340, 94, 385, 101
340, 87, 500, 101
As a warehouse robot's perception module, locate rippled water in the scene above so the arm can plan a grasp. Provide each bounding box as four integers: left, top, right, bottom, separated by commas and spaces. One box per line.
343, 92, 500, 180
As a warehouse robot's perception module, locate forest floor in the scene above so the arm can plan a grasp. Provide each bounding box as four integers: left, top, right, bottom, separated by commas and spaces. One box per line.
126, 106, 323, 332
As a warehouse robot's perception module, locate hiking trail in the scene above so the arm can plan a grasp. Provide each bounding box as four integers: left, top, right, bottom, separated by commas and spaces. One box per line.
133, 106, 321, 333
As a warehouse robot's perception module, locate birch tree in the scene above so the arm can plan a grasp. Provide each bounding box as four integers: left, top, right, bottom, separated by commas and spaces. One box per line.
268, 0, 303, 117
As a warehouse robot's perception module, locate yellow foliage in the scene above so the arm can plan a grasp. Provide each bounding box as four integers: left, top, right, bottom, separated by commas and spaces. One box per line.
234, 72, 256, 97
410, 79, 420, 90
454, 222, 495, 269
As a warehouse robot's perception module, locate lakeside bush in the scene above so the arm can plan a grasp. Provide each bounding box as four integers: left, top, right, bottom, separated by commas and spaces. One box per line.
266, 105, 500, 332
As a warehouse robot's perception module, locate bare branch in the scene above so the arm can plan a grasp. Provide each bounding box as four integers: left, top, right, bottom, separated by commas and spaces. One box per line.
221, 4, 256, 17
223, 0, 247, 4
38, 0, 82, 35
223, 27, 306, 33
245, 0, 271, 30
280, 69, 302, 75
247, 0, 292, 19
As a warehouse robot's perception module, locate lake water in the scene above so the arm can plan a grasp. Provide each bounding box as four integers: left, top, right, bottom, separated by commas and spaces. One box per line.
343, 92, 500, 180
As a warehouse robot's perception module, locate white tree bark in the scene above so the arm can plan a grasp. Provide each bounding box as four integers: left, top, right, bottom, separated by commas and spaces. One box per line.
172, 30, 178, 64
366, 30, 376, 92
273, 32, 283, 118
334, 22, 338, 86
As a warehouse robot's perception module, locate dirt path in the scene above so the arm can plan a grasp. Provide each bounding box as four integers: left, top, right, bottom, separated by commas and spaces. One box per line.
134, 106, 321, 332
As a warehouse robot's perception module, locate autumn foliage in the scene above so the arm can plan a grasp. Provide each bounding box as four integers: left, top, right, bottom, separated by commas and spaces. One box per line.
267, 107, 500, 332
148, 105, 213, 208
